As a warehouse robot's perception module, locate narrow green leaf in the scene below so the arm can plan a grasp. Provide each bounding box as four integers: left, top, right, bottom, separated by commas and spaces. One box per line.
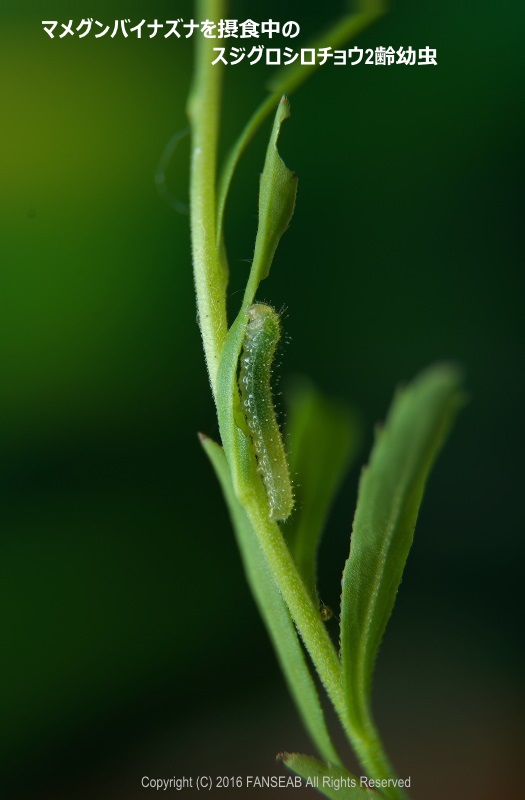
216, 98, 297, 503
200, 435, 341, 766
341, 365, 464, 733
251, 95, 297, 284
279, 753, 384, 800
285, 380, 361, 602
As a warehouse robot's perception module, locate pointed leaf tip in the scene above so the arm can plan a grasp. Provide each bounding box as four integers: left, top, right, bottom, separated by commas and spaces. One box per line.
341, 364, 463, 733
251, 96, 298, 284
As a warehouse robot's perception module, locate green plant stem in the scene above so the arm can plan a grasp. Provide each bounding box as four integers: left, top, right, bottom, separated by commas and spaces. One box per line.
243, 490, 408, 800
244, 493, 345, 717
216, 93, 278, 244
187, 0, 228, 400
349, 714, 410, 800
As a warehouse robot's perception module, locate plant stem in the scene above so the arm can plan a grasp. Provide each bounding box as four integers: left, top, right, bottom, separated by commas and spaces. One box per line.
350, 717, 410, 800
187, 0, 228, 400
244, 496, 345, 717
243, 493, 408, 800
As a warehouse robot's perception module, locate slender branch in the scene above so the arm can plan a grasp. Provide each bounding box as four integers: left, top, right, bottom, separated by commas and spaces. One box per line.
244, 496, 346, 720
187, 0, 228, 399
243, 489, 408, 799
244, 492, 407, 798
348, 714, 410, 800
216, 1, 386, 246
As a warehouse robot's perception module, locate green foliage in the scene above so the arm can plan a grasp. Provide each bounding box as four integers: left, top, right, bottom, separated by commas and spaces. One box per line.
341, 367, 464, 733
200, 435, 340, 764
188, 2, 464, 799
251, 98, 297, 284
216, 0, 387, 245
215, 95, 297, 507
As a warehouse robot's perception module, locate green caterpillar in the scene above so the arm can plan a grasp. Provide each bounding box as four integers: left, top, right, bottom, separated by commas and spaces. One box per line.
239, 304, 294, 522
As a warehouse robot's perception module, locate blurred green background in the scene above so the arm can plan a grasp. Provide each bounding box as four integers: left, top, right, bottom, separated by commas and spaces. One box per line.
1, 1, 523, 798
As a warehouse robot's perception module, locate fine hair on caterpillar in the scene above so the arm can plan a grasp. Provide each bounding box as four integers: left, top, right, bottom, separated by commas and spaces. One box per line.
239, 304, 294, 522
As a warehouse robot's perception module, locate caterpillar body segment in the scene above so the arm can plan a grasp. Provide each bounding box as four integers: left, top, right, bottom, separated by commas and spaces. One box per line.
239, 304, 294, 521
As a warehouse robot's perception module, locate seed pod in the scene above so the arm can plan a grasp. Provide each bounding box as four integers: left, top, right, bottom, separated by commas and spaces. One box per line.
239, 304, 294, 521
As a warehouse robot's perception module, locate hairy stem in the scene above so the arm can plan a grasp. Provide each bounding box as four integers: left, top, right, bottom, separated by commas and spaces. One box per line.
244, 491, 408, 800
245, 496, 345, 717
187, 0, 228, 399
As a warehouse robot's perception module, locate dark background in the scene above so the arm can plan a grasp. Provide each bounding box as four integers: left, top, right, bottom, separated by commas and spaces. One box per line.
1, 1, 523, 798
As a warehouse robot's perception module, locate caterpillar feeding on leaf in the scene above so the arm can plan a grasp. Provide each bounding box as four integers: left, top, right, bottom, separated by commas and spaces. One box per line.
239, 304, 294, 522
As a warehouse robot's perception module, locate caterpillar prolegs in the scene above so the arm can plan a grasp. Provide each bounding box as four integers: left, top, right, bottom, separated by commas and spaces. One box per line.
239, 304, 294, 522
